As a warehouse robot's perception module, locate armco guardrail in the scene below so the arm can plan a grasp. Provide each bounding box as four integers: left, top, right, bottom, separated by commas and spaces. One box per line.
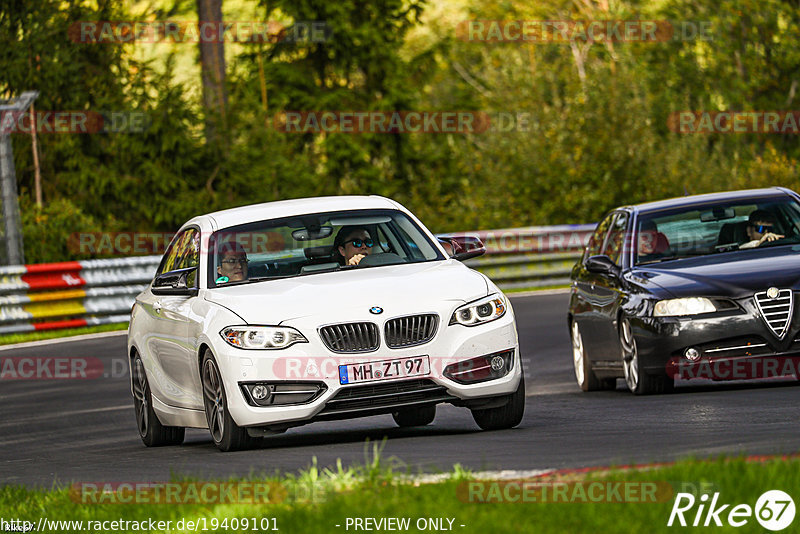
447, 223, 595, 289
0, 224, 595, 335
0, 257, 160, 334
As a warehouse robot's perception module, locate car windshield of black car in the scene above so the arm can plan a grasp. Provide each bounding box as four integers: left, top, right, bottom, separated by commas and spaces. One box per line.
634, 197, 800, 264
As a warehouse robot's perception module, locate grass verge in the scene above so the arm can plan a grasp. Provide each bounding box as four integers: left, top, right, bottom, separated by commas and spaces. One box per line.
1, 447, 798, 533
0, 323, 127, 346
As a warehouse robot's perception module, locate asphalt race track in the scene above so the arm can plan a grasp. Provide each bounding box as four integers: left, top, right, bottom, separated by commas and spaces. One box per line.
2, 292, 800, 487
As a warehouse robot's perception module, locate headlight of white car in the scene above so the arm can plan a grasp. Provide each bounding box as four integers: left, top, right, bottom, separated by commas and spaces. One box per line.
220, 326, 307, 349
653, 297, 716, 317
450, 294, 507, 326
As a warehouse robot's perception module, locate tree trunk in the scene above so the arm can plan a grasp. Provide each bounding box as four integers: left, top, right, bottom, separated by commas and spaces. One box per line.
197, 0, 227, 142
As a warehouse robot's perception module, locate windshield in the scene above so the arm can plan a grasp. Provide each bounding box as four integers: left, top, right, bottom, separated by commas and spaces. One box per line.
208, 208, 444, 287
634, 195, 800, 265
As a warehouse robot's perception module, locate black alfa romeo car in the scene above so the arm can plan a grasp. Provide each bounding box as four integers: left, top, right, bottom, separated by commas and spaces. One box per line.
569, 187, 800, 394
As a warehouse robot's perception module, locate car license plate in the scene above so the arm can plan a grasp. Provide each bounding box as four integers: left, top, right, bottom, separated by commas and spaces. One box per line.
339, 355, 430, 385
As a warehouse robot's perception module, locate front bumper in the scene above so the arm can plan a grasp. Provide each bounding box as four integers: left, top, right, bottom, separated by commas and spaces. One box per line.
214, 312, 521, 428
632, 296, 800, 380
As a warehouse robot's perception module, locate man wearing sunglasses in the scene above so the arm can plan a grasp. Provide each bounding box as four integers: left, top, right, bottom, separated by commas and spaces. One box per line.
740, 209, 784, 249
334, 226, 374, 266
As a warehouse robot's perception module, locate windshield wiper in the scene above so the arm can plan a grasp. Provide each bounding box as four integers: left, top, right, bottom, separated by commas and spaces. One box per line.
637, 256, 678, 265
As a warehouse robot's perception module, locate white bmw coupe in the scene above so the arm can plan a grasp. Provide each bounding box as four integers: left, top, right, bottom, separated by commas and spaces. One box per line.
127, 196, 524, 451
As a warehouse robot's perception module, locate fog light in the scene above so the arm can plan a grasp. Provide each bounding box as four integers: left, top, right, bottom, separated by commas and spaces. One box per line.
684, 347, 701, 362
490, 355, 505, 371
241, 382, 326, 407
251, 384, 270, 400
444, 350, 514, 384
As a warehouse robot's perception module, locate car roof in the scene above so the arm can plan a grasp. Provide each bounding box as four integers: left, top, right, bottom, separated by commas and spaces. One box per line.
186, 195, 403, 230
626, 187, 795, 215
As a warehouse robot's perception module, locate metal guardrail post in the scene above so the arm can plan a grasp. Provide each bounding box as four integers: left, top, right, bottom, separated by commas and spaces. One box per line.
0, 91, 39, 266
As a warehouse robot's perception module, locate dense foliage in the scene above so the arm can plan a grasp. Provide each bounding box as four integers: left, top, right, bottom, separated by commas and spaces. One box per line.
2, 0, 798, 262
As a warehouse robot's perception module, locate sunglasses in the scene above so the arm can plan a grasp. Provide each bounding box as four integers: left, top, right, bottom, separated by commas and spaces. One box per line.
221, 257, 248, 266
349, 239, 374, 248
750, 224, 774, 233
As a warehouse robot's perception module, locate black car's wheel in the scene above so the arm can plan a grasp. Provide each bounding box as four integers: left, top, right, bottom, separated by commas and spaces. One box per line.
620, 318, 673, 395
571, 320, 615, 391
132, 353, 185, 447
471, 374, 525, 430
201, 350, 259, 452
392, 405, 436, 427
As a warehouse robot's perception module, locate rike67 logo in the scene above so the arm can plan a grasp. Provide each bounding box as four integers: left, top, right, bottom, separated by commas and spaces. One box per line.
668, 490, 795, 530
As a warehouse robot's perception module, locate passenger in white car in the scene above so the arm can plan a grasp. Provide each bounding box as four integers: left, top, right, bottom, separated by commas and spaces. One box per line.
216, 241, 249, 283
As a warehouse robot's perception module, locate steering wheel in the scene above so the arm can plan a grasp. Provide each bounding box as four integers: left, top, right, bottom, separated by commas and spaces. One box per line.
357, 252, 405, 267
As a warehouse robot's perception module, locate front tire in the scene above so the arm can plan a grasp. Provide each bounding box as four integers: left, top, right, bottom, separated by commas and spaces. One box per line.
471, 374, 526, 430
392, 405, 436, 427
201, 350, 260, 451
620, 318, 673, 395
571, 320, 615, 391
132, 353, 184, 447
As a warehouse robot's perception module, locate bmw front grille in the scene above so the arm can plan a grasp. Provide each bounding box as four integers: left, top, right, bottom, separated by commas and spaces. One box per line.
319, 314, 440, 353
384, 314, 439, 348
319, 322, 380, 353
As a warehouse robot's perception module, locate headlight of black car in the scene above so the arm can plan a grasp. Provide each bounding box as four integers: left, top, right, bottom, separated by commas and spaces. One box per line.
653, 297, 736, 317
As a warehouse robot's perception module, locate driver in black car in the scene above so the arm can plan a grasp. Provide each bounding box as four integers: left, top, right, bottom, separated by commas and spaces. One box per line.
739, 210, 784, 249
333, 226, 374, 266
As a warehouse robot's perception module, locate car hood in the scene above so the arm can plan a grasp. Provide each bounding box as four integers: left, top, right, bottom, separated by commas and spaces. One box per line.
203, 260, 489, 324
633, 246, 800, 299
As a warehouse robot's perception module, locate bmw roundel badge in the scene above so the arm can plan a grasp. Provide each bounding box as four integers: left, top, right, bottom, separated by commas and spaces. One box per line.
370, 306, 383, 315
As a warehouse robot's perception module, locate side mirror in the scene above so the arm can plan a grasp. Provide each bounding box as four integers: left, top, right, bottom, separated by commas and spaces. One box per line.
152, 266, 198, 296
439, 235, 486, 261
585, 255, 620, 277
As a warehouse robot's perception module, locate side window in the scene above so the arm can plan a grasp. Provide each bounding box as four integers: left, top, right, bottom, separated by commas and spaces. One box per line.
585, 214, 615, 259
157, 228, 200, 281
176, 229, 200, 271
601, 212, 630, 265
157, 232, 184, 276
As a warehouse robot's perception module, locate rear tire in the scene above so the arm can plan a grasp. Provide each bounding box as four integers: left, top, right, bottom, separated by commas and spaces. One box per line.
571, 320, 615, 391
620, 318, 673, 395
132, 353, 185, 447
201, 350, 260, 451
471, 374, 526, 430
392, 405, 436, 427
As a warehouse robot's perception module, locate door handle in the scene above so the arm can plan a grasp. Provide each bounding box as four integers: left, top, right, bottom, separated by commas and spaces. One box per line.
153, 301, 162, 314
